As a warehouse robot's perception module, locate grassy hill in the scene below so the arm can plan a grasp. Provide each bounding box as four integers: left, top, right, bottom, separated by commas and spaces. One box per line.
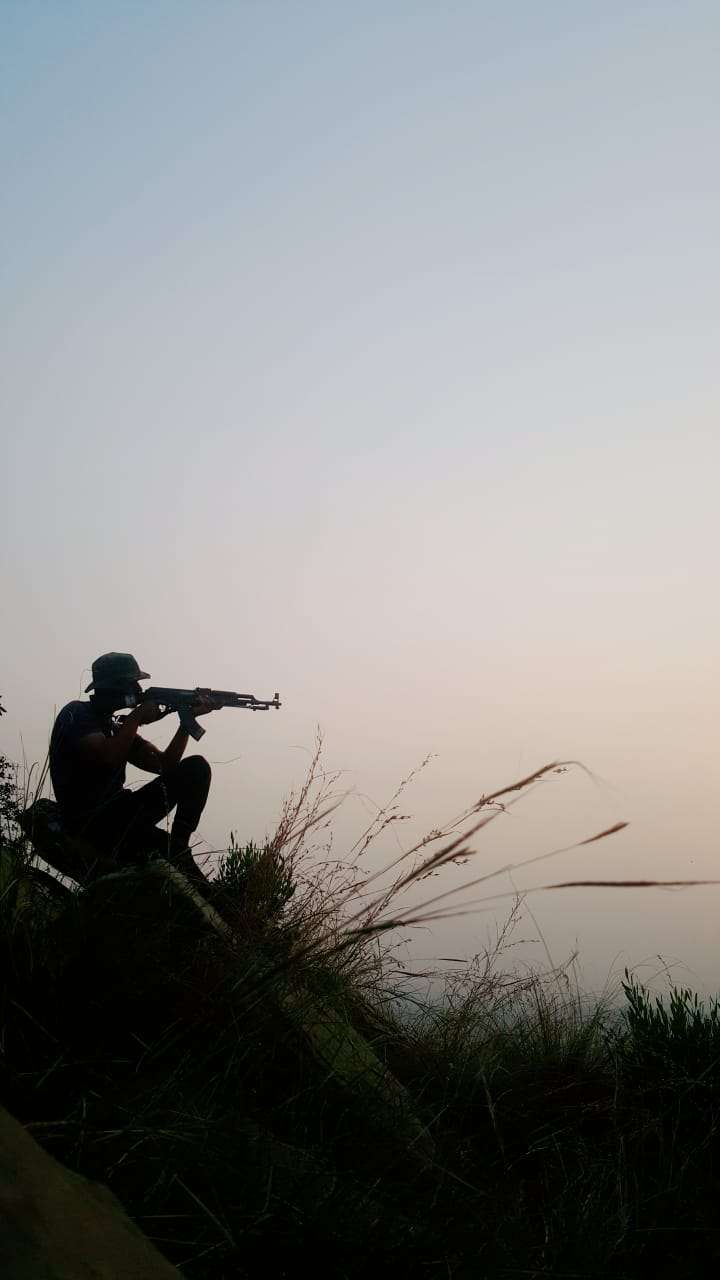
2, 745, 720, 1278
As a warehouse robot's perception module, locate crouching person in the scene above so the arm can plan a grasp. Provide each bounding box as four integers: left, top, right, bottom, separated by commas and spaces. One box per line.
49, 652, 217, 883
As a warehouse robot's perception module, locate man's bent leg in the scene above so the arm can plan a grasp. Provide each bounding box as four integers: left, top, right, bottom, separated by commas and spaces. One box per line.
130, 757, 212, 879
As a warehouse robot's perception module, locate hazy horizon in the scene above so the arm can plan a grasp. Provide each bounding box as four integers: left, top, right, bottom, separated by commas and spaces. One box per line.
3, 2, 719, 990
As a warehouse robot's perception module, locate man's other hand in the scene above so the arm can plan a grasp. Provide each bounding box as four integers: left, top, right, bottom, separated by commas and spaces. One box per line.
191, 690, 221, 718
132, 701, 168, 726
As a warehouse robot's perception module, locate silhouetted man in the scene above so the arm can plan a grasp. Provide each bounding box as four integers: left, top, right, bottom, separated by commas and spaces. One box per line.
49, 652, 217, 880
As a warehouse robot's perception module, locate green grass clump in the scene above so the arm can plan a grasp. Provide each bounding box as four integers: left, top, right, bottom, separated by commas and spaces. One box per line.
622, 974, 720, 1076
215, 834, 296, 921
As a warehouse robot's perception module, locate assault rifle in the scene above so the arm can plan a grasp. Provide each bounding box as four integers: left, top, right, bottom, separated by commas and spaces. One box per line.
140, 687, 281, 740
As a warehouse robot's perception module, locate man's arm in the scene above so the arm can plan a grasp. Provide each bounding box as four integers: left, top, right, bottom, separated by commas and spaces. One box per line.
155, 727, 190, 773
127, 735, 165, 774
130, 725, 191, 775
77, 704, 164, 771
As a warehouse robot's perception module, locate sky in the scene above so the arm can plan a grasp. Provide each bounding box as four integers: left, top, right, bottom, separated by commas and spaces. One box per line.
2, 1, 719, 991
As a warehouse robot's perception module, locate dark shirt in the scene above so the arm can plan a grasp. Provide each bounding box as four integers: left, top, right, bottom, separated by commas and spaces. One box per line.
49, 700, 127, 827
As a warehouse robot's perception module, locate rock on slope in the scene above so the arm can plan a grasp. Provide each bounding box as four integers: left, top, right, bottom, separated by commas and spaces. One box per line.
0, 1102, 181, 1279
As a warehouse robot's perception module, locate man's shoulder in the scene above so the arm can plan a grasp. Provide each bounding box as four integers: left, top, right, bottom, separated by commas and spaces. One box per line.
55, 699, 95, 723
52, 700, 102, 739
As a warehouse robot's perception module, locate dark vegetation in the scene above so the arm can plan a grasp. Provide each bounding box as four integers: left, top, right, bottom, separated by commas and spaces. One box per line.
2, 741, 720, 1278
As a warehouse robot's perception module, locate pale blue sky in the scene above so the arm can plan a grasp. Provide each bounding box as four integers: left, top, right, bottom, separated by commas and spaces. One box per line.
3, 2, 719, 986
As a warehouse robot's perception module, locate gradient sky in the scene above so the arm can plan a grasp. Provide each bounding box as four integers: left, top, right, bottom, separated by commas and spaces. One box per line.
3, 2, 719, 990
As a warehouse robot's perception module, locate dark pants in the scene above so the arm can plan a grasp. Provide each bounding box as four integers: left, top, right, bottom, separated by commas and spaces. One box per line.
77, 756, 212, 881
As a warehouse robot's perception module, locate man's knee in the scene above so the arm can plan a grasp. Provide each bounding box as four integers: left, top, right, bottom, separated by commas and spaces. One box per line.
181, 755, 211, 783
175, 755, 211, 794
